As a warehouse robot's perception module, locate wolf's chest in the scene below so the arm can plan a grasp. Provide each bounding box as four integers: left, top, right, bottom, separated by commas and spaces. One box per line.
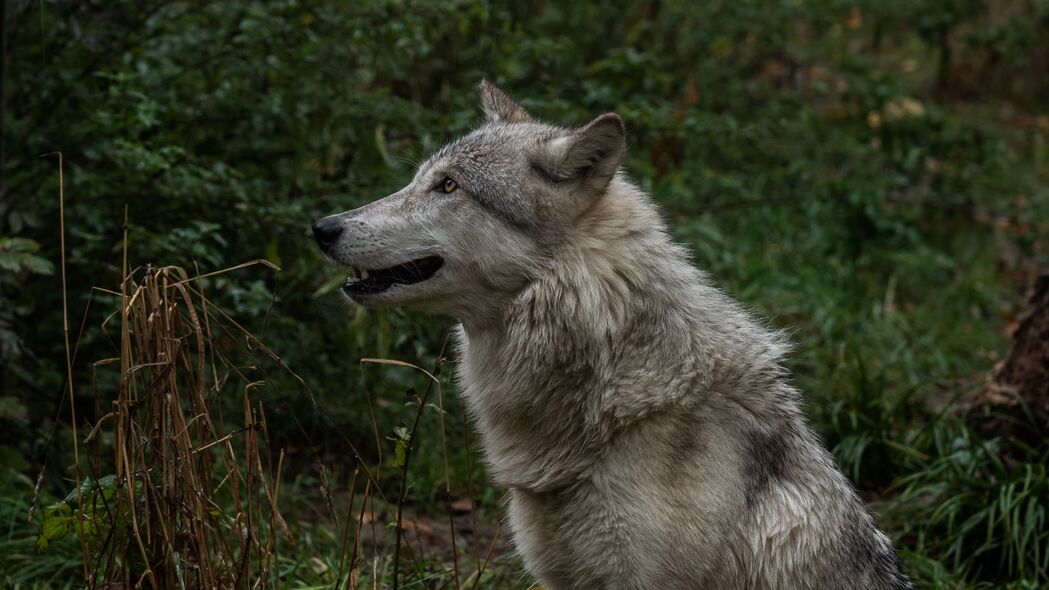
507, 483, 643, 589
505, 477, 736, 590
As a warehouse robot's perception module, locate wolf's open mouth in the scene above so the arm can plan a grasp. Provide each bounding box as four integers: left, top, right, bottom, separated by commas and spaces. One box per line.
342, 255, 444, 296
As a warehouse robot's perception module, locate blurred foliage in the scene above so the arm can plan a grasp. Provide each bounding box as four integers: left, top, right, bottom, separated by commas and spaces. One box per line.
2, 0, 1048, 588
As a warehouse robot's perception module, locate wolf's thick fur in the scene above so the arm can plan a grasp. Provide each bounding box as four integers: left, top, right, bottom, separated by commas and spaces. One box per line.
314, 82, 911, 589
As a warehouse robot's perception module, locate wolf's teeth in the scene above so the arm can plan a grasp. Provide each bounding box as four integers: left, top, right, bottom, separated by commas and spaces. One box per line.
360, 269, 369, 279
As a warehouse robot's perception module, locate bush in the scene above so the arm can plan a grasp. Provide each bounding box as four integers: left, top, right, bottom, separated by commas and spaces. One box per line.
4, 1, 1048, 588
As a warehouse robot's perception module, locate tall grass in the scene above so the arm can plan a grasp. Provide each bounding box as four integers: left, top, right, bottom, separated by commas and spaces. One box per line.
812, 356, 1049, 589
36, 259, 297, 588
891, 420, 1049, 586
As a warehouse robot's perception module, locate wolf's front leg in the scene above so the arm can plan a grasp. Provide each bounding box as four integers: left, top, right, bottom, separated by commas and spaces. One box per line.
506, 489, 582, 590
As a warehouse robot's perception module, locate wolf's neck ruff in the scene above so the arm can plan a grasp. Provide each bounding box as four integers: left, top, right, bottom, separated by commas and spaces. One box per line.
457, 177, 765, 489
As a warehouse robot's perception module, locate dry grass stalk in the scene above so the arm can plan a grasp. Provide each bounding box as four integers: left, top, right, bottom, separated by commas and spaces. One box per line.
60, 261, 292, 589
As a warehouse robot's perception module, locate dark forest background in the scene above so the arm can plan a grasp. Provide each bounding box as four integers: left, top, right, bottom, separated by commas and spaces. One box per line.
1, 1, 1048, 588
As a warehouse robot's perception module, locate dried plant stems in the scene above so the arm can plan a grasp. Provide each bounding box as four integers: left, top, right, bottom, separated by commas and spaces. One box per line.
37, 246, 295, 589
47, 150, 91, 578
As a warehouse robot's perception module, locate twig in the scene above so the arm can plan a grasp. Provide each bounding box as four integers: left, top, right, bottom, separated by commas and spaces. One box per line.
42, 151, 90, 576
390, 337, 450, 590
463, 414, 482, 576
434, 334, 461, 589
336, 462, 361, 589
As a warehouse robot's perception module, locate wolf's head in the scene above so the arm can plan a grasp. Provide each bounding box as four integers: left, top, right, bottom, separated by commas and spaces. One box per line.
313, 81, 626, 323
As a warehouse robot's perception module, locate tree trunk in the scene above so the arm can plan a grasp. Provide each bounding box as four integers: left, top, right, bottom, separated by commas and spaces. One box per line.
979, 273, 1049, 428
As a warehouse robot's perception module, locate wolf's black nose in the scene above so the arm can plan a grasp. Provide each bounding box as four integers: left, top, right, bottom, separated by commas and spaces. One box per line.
312, 217, 343, 253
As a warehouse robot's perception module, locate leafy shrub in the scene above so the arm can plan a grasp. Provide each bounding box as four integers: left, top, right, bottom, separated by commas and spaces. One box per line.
3, 1, 1048, 587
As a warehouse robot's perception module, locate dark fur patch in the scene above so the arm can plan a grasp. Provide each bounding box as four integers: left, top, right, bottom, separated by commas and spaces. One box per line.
659, 413, 705, 489
471, 185, 533, 231
741, 427, 792, 508
827, 503, 914, 589
668, 417, 704, 467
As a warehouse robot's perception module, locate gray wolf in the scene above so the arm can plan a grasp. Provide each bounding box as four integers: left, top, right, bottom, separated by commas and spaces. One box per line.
313, 81, 912, 590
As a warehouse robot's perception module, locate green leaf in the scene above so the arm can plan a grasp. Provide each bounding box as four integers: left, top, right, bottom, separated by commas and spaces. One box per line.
0, 237, 54, 275
64, 474, 118, 505
36, 514, 74, 553
389, 425, 411, 468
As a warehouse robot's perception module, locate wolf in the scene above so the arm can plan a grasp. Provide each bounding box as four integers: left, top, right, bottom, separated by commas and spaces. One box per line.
313, 81, 912, 590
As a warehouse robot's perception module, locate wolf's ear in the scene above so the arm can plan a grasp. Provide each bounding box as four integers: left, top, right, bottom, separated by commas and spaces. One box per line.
479, 80, 531, 123
534, 113, 626, 193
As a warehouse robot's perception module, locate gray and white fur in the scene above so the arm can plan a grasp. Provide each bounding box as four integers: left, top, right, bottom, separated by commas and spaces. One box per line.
313, 81, 912, 590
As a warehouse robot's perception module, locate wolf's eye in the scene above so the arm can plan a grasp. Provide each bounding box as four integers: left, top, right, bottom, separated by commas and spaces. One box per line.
439, 177, 459, 194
